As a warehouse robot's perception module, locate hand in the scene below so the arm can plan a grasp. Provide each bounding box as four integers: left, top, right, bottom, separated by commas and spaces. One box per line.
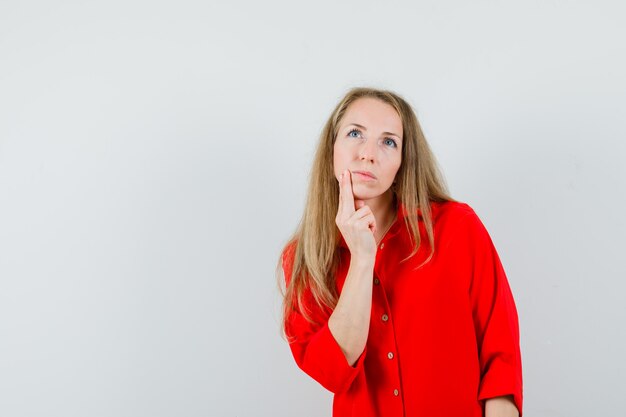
335, 169, 377, 261
485, 395, 519, 417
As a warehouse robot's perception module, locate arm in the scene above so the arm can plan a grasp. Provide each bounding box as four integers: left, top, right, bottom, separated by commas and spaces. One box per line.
283, 170, 377, 393
282, 249, 371, 394
485, 395, 519, 417
459, 209, 524, 416
328, 169, 377, 366
328, 257, 374, 366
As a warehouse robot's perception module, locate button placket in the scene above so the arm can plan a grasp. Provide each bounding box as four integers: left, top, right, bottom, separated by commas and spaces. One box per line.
371, 267, 403, 409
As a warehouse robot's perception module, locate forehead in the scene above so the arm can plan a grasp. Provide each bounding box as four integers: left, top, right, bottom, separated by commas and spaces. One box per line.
341, 97, 403, 136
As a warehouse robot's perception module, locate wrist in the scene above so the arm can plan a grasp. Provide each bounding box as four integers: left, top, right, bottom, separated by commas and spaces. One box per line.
350, 257, 375, 270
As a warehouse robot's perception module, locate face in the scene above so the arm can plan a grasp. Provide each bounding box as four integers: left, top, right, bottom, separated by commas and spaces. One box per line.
333, 97, 403, 202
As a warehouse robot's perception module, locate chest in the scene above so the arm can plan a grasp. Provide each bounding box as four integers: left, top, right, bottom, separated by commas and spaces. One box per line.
336, 228, 472, 319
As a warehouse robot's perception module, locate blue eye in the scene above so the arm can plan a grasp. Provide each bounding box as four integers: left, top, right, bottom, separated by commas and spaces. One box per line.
348, 128, 361, 138
348, 128, 398, 148
384, 138, 398, 148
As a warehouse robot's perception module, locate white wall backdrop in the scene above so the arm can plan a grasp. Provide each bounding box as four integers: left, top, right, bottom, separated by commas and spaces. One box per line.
1, 1, 624, 416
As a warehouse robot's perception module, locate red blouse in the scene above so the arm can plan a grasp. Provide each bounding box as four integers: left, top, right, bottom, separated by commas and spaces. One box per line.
282, 200, 523, 417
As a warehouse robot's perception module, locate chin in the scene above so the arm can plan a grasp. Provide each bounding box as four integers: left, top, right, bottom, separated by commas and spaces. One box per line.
353, 184, 392, 201
352, 190, 383, 201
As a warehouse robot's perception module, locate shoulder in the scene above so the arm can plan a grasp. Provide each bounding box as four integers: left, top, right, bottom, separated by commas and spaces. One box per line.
431, 200, 492, 242
431, 200, 481, 224
280, 238, 300, 286
281, 238, 298, 261
281, 239, 298, 270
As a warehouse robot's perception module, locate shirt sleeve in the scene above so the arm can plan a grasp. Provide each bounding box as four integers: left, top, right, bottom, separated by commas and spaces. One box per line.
460, 209, 524, 416
281, 244, 367, 394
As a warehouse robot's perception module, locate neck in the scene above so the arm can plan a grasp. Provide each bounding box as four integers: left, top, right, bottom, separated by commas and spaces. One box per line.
362, 190, 397, 243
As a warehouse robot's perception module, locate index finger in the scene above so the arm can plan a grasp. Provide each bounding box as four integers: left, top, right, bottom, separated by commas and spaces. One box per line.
340, 169, 356, 215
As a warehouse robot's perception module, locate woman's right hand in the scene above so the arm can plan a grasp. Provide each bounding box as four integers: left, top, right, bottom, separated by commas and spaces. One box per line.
335, 169, 377, 262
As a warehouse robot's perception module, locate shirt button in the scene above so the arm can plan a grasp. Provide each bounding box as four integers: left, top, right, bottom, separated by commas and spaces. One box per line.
380, 242, 385, 249
393, 389, 399, 396
387, 352, 394, 359
374, 278, 380, 285
381, 313, 389, 322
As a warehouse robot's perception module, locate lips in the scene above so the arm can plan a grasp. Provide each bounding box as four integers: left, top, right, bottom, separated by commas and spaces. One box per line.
352, 170, 377, 179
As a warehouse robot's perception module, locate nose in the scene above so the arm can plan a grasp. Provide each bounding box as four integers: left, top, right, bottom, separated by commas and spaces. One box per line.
359, 139, 377, 162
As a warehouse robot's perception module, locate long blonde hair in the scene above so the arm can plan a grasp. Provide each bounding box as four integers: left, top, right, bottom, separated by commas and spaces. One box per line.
277, 87, 456, 339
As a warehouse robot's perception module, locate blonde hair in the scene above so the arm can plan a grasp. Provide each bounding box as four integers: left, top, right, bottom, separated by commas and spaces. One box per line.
276, 87, 456, 339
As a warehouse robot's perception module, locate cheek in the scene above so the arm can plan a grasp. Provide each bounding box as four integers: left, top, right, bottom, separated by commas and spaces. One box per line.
387, 159, 402, 182
392, 153, 402, 171
333, 144, 346, 170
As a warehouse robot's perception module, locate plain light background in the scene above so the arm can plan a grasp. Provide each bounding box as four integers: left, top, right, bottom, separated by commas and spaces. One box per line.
1, 1, 625, 416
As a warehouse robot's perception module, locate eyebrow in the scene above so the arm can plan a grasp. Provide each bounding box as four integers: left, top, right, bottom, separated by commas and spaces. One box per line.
346, 123, 402, 140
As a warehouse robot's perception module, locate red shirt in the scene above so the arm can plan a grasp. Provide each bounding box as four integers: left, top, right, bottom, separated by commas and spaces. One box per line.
282, 200, 523, 417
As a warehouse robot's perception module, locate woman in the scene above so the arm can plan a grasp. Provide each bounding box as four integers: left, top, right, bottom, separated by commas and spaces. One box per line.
277, 87, 523, 417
